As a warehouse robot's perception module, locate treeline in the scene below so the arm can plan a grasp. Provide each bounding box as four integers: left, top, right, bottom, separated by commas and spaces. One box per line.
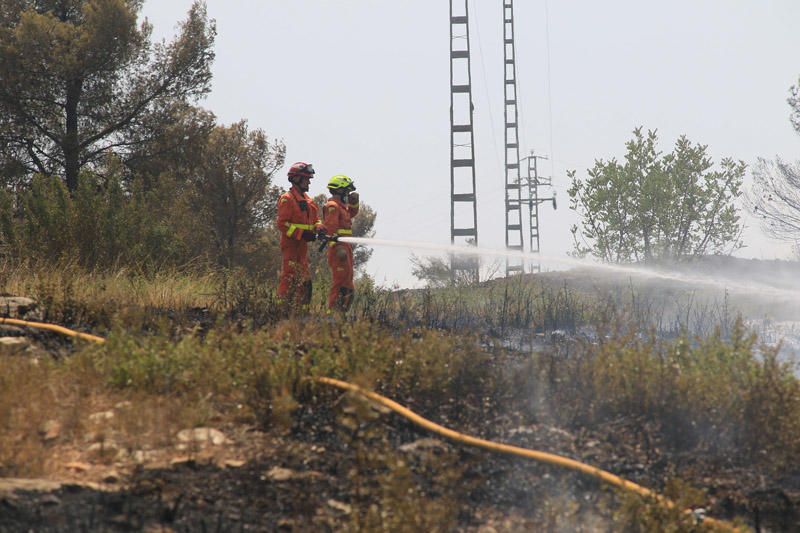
0, 1, 374, 274
0, 118, 286, 271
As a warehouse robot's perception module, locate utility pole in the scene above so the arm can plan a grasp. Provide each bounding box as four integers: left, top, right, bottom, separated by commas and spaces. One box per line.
503, 0, 524, 275
522, 151, 557, 272
449, 0, 479, 282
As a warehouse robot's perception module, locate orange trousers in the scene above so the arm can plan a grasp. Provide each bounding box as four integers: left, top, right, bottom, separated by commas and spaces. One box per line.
278, 241, 312, 307
327, 242, 354, 310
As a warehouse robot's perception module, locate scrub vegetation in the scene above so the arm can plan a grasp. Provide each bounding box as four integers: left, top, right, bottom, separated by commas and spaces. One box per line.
1, 1, 799, 531
1, 264, 798, 530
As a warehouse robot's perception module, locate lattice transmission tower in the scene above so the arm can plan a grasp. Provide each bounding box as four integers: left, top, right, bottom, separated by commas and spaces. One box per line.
503, 0, 524, 275
448, 0, 479, 282
523, 152, 556, 271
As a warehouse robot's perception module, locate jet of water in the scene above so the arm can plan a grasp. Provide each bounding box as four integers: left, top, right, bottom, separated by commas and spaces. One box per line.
340, 236, 800, 301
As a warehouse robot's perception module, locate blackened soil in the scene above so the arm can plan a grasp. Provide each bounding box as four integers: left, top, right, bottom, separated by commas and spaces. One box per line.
2, 346, 800, 531
0, 402, 612, 532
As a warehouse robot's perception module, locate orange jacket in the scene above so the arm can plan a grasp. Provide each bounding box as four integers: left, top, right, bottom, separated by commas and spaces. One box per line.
276, 186, 322, 245
323, 197, 359, 239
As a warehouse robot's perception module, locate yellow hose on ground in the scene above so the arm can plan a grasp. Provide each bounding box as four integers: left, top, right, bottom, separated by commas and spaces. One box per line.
316, 376, 737, 532
0, 317, 107, 344
2, 318, 738, 531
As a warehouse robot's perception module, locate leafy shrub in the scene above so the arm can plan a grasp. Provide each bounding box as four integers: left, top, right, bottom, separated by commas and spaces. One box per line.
84, 319, 493, 429
540, 319, 800, 467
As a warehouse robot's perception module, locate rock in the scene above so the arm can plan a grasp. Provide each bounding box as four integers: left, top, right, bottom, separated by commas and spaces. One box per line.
132, 450, 159, 464
40, 494, 61, 506
170, 456, 195, 467
176, 428, 228, 447
327, 499, 352, 515
0, 478, 61, 498
65, 461, 91, 473
276, 518, 294, 530
103, 471, 120, 484
508, 426, 535, 436
398, 438, 448, 454
88, 410, 115, 423
265, 467, 295, 481
88, 441, 118, 452
263, 466, 325, 482
39, 420, 61, 442
0, 337, 29, 351
224, 459, 246, 468
114, 401, 132, 410
0, 296, 36, 318
87, 441, 119, 462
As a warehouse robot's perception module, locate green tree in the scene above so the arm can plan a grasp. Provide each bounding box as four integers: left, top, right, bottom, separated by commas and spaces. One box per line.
192, 121, 286, 268
0, 0, 215, 192
747, 76, 800, 248
350, 202, 377, 270
568, 128, 745, 263
122, 102, 216, 191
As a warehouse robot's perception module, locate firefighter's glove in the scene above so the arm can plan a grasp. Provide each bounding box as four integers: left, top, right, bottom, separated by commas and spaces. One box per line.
348, 192, 359, 205
301, 229, 317, 242
318, 234, 339, 252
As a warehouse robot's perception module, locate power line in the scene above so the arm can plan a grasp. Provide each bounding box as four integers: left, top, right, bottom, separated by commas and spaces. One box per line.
544, 0, 556, 178
470, 0, 502, 171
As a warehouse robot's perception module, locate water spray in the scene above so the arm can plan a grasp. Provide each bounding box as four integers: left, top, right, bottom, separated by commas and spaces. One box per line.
340, 236, 800, 301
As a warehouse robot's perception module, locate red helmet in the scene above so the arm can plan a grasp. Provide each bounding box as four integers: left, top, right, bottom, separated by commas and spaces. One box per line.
288, 162, 315, 179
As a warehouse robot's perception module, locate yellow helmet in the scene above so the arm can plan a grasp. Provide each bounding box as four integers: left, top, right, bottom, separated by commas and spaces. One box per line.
327, 175, 355, 192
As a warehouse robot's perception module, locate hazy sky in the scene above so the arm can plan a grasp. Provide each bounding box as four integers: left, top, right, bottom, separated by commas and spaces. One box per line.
142, 1, 800, 287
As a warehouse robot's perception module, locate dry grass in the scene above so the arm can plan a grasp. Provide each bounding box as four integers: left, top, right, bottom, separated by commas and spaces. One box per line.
0, 261, 218, 328
530, 318, 800, 470
0, 347, 208, 478
615, 479, 750, 532
0, 315, 493, 477
1, 265, 795, 530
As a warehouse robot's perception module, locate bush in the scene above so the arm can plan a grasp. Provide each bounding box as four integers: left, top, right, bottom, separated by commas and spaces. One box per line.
540, 319, 800, 467
615, 479, 744, 532
0, 173, 192, 270
0, 169, 289, 274
84, 319, 493, 429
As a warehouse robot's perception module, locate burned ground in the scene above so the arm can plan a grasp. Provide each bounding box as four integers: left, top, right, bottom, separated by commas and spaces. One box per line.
1, 270, 799, 531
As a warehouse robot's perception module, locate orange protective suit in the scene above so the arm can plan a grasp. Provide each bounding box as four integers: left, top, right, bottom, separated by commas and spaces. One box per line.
323, 197, 359, 310
276, 186, 322, 308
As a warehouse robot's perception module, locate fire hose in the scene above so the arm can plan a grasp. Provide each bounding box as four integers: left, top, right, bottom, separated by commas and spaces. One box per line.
0, 317, 739, 531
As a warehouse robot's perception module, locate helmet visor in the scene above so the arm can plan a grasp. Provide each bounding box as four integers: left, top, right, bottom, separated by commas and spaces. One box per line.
289, 163, 315, 177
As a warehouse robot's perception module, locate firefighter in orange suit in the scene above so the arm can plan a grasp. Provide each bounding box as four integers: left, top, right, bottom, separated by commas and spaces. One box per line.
323, 175, 359, 311
276, 162, 324, 309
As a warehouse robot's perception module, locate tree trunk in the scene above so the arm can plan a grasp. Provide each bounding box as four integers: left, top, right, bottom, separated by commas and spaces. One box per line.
64, 78, 82, 192
643, 229, 651, 262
